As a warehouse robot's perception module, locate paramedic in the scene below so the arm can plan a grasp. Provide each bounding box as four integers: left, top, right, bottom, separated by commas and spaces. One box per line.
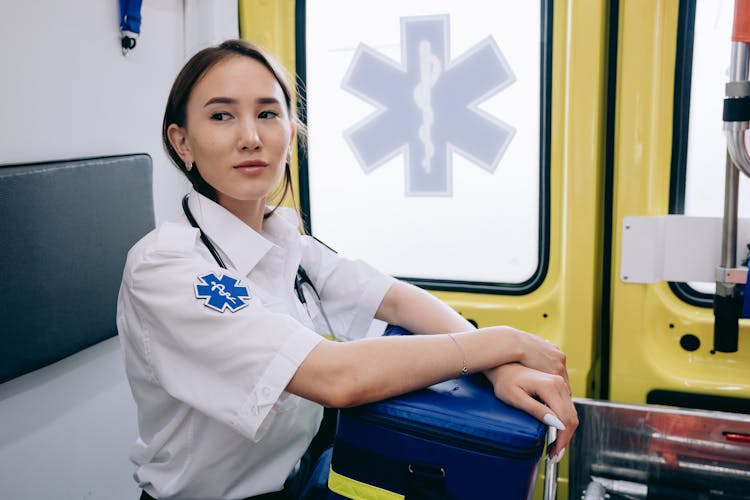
116, 39, 577, 499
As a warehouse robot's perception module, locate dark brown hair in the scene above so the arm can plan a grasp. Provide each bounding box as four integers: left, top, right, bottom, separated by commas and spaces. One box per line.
162, 39, 306, 218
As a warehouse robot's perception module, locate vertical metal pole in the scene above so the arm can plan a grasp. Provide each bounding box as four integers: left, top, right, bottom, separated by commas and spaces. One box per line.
722, 42, 749, 280
725, 43, 749, 271
543, 427, 558, 500
718, 152, 740, 299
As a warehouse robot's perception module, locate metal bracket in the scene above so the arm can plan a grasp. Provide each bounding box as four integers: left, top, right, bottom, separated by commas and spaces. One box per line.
715, 266, 748, 285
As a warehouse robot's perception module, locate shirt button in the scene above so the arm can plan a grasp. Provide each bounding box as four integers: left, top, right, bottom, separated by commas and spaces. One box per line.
251, 406, 259, 416
262, 387, 272, 398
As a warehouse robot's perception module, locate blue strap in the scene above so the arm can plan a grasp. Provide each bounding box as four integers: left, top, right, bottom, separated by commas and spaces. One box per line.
119, 0, 143, 34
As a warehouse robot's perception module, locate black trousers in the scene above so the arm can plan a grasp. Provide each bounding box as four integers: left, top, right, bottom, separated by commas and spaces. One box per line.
140, 488, 289, 500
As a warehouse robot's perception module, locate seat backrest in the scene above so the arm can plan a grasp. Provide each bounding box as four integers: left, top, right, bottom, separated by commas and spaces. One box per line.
0, 154, 154, 382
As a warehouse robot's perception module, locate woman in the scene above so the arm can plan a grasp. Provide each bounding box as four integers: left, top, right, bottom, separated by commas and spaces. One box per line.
117, 39, 577, 500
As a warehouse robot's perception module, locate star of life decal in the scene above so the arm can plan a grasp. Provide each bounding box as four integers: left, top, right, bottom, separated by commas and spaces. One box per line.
194, 273, 250, 313
342, 14, 516, 196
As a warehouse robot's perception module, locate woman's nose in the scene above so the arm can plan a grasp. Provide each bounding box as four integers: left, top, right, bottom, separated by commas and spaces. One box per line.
238, 119, 261, 150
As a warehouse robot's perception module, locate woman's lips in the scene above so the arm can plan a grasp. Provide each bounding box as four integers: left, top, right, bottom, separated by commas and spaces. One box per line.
234, 160, 267, 175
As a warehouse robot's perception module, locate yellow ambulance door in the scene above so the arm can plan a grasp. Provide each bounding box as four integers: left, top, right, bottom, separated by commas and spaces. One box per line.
609, 0, 750, 409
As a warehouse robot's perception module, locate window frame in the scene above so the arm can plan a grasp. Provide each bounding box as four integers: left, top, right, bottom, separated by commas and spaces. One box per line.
294, 0, 553, 295
668, 0, 714, 307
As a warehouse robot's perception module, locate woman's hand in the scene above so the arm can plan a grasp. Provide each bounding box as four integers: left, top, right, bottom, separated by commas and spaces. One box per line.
500, 327, 569, 389
485, 362, 578, 461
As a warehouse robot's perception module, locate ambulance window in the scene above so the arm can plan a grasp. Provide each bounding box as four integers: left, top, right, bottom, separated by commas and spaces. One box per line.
298, 1, 551, 293
671, 1, 750, 304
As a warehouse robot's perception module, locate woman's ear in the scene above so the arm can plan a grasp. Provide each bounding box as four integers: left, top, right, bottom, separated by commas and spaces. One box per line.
167, 123, 191, 163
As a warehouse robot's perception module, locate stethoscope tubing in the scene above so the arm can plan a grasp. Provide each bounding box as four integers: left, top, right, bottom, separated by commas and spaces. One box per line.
182, 194, 228, 269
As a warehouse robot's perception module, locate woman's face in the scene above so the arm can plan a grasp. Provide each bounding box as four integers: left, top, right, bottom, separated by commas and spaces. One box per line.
170, 55, 294, 209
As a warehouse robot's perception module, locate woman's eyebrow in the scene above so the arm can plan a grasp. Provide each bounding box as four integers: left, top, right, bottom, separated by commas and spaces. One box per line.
203, 96, 236, 107
256, 96, 282, 105
203, 96, 282, 107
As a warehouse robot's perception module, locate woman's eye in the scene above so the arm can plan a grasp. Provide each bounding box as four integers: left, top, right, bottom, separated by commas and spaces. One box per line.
258, 110, 279, 119
210, 112, 232, 121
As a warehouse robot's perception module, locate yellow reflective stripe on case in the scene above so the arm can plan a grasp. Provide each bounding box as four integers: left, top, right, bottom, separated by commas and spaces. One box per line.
328, 467, 404, 500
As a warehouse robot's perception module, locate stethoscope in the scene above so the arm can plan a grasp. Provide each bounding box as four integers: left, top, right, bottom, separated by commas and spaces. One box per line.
182, 194, 338, 340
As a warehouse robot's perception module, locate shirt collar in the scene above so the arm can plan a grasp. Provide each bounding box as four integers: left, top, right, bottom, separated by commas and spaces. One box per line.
186, 191, 276, 276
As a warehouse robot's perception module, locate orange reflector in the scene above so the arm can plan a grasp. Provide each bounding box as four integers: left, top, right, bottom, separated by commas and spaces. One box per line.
733, 0, 750, 42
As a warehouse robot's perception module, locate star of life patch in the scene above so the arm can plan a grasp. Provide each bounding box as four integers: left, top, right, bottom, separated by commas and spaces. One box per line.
194, 273, 251, 313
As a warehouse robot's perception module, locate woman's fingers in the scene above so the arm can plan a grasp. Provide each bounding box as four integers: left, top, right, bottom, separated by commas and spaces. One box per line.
544, 339, 570, 390
506, 327, 569, 387
515, 382, 577, 456
486, 329, 578, 455
489, 363, 579, 458
533, 374, 578, 457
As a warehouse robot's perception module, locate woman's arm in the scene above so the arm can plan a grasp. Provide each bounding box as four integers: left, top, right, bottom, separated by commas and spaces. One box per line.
374, 280, 474, 333
289, 279, 578, 454
375, 281, 569, 384
287, 329, 577, 453
287, 327, 521, 408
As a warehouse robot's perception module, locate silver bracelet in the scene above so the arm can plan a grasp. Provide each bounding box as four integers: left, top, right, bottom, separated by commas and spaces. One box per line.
448, 334, 469, 376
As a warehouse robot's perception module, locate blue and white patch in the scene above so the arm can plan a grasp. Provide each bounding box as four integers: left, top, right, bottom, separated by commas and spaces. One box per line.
194, 273, 250, 313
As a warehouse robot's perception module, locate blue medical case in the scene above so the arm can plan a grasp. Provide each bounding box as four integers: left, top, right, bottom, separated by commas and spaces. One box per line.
327, 374, 547, 499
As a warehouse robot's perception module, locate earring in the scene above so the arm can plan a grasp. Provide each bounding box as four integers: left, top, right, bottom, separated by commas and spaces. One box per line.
286, 148, 292, 163
186, 160, 193, 172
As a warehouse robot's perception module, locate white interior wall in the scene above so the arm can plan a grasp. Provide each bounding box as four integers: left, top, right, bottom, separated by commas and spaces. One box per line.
0, 0, 189, 224
0, 1, 237, 499
0, 341, 140, 500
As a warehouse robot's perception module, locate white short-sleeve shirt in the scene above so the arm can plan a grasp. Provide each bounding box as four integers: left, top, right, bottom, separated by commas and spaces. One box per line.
116, 192, 395, 499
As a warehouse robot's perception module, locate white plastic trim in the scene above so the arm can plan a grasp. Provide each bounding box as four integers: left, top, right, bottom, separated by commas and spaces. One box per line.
620, 215, 750, 284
